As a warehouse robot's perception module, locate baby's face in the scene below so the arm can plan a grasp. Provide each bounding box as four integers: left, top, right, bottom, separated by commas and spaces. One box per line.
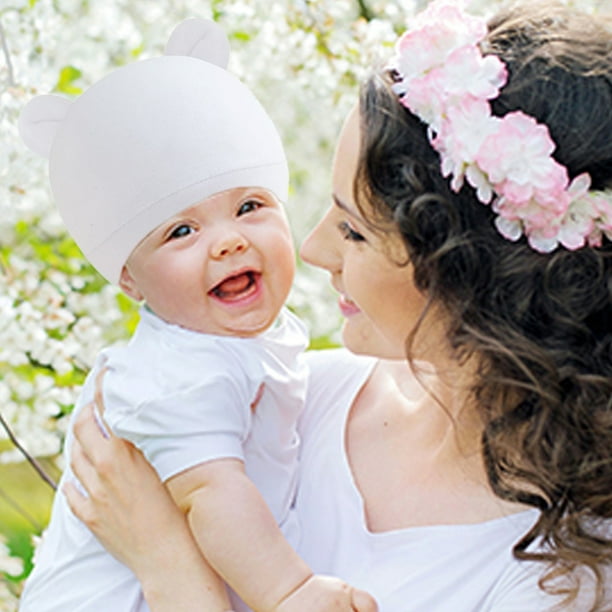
120, 187, 295, 337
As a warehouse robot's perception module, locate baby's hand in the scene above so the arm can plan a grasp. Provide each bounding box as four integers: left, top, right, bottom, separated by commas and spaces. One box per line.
274, 574, 378, 612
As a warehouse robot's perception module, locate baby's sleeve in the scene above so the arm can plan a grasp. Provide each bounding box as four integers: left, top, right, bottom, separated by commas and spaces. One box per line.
104, 364, 256, 483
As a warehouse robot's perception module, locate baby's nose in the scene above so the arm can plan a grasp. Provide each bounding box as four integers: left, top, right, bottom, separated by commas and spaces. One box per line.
211, 232, 249, 259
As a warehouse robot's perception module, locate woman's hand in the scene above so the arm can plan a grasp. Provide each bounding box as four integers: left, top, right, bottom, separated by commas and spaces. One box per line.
63, 368, 231, 611
64, 402, 171, 566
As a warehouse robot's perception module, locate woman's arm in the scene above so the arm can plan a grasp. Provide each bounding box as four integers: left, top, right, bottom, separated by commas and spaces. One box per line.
64, 402, 232, 612
65, 390, 378, 612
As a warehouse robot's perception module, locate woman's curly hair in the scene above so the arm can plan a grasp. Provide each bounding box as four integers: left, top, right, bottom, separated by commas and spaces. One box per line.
354, 2, 612, 609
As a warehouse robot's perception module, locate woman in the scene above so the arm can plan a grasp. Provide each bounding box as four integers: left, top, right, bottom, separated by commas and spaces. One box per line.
65, 1, 612, 610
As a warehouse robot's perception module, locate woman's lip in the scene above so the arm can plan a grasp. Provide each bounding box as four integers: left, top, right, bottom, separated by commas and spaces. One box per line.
338, 294, 361, 317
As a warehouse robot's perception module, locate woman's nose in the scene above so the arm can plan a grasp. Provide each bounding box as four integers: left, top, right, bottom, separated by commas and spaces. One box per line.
211, 232, 249, 259
299, 230, 318, 266
300, 208, 338, 271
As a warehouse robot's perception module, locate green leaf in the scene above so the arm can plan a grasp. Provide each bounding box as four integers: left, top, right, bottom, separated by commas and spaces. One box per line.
115, 293, 140, 334
211, 0, 225, 21
55, 66, 83, 96
231, 31, 251, 42
308, 336, 341, 350
130, 44, 144, 59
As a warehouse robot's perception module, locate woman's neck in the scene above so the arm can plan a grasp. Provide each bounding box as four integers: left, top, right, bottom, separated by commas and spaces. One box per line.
346, 357, 529, 531
381, 356, 484, 456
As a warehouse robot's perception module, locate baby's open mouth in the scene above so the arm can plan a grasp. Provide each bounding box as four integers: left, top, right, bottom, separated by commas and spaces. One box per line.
209, 270, 259, 300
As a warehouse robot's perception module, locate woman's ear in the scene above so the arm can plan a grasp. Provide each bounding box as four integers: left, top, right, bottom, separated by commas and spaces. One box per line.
119, 266, 144, 301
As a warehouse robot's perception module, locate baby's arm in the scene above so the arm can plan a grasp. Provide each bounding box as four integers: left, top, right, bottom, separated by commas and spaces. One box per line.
168, 458, 371, 612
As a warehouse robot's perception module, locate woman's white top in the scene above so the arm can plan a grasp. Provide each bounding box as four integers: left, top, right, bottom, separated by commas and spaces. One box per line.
293, 349, 602, 611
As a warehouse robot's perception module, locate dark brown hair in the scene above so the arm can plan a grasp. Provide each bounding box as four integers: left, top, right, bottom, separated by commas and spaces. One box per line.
355, 2, 612, 609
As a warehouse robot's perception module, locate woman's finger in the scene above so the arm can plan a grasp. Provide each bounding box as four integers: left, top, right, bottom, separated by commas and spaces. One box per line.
87, 364, 112, 439
73, 403, 113, 460
69, 435, 99, 493
72, 402, 133, 487
93, 364, 109, 416
63, 480, 92, 523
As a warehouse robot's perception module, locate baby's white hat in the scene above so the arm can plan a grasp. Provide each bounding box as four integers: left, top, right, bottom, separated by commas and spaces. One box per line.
19, 18, 288, 284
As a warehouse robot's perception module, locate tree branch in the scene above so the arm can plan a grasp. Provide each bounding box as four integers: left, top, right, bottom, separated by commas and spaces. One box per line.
0, 19, 16, 87
0, 411, 57, 491
356, 0, 375, 21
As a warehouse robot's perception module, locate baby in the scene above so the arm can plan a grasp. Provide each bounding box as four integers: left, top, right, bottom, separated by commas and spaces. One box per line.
18, 18, 362, 612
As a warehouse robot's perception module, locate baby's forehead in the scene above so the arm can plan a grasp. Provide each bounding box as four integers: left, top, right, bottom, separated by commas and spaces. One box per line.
148, 186, 281, 231
176, 186, 280, 215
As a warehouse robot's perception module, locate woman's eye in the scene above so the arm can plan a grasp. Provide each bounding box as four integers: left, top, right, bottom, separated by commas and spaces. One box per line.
168, 224, 194, 240
338, 221, 365, 242
237, 200, 262, 216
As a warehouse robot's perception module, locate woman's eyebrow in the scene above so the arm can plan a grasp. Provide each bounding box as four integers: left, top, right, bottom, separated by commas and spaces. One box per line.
332, 193, 373, 231
332, 194, 359, 218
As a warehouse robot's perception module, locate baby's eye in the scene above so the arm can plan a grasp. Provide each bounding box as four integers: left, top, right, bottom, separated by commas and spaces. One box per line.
338, 221, 366, 242
168, 224, 194, 240
237, 199, 263, 216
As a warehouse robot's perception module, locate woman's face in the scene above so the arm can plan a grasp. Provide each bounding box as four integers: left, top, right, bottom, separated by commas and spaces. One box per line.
300, 107, 432, 360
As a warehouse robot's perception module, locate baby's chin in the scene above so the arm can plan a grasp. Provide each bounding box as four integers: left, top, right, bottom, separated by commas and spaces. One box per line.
202, 310, 282, 339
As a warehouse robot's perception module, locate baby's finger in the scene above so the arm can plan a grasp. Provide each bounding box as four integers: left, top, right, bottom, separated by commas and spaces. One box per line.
351, 588, 378, 612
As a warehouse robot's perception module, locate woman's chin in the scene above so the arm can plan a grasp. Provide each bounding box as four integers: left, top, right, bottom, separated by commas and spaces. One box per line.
340, 320, 406, 360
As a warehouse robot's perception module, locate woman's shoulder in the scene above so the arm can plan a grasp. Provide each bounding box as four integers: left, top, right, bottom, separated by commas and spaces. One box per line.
299, 349, 375, 434
304, 348, 376, 397
304, 346, 375, 371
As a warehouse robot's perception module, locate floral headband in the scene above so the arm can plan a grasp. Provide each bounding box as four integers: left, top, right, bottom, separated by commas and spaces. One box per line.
389, 0, 612, 252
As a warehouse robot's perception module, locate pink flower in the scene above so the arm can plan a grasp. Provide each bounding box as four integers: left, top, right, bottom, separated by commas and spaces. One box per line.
558, 204, 594, 250
412, 0, 487, 53
592, 191, 612, 231
395, 26, 449, 82
494, 215, 523, 243
441, 45, 507, 101
393, 0, 502, 114
477, 112, 559, 188
558, 175, 608, 250
527, 231, 560, 253
401, 69, 447, 129
390, 0, 611, 253
433, 98, 497, 194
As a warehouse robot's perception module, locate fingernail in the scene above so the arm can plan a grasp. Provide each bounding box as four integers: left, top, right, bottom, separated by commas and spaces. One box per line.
93, 404, 111, 439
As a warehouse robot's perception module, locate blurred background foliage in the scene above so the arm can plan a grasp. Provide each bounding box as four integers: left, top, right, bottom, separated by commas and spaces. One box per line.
0, 0, 606, 608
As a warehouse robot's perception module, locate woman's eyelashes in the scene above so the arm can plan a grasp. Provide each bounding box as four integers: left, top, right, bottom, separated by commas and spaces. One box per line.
338, 220, 366, 242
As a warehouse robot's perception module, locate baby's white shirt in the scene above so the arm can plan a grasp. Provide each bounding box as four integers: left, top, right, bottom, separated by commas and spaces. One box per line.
20, 306, 308, 612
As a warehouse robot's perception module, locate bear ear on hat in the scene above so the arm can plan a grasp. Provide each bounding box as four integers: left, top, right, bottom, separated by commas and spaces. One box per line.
164, 18, 230, 69
18, 94, 72, 158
